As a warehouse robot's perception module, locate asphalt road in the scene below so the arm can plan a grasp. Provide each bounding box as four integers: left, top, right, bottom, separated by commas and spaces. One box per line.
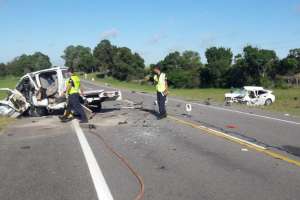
0, 80, 300, 200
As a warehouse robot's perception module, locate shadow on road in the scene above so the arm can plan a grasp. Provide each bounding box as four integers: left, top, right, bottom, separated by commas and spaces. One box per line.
137, 108, 159, 117
282, 145, 300, 157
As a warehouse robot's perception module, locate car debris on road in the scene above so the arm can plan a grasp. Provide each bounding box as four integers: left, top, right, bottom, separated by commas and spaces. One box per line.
0, 67, 122, 118
225, 86, 276, 106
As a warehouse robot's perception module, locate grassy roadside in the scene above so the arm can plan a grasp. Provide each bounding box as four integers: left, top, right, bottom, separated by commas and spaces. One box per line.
0, 117, 13, 133
0, 76, 19, 99
0, 76, 19, 131
84, 73, 300, 116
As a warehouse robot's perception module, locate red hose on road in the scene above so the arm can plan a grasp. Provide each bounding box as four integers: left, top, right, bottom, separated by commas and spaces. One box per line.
88, 128, 145, 200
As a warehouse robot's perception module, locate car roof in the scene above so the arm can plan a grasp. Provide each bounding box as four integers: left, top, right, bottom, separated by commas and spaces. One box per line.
243, 86, 265, 91
30, 67, 68, 75
20, 67, 68, 78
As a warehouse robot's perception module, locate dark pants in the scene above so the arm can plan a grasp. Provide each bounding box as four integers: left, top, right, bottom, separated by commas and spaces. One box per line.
157, 92, 167, 116
68, 93, 88, 121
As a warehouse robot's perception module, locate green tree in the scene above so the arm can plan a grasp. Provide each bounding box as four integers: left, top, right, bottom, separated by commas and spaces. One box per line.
93, 40, 116, 73
6, 52, 51, 76
226, 46, 278, 87
243, 46, 277, 79
202, 47, 233, 87
277, 58, 298, 75
112, 47, 145, 81
0, 63, 8, 77
154, 51, 202, 88
62, 45, 95, 72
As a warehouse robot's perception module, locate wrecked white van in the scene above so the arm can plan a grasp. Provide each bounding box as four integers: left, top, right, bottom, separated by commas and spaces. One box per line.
0, 67, 121, 118
225, 86, 275, 106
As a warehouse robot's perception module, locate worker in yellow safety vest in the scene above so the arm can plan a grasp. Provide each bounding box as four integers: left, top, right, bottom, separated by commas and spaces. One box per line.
60, 67, 88, 123
153, 65, 168, 119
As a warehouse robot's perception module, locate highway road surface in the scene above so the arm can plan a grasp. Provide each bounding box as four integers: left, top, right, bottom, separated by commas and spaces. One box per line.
0, 80, 300, 200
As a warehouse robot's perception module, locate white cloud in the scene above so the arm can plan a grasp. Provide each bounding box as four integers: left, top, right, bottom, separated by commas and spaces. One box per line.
147, 33, 167, 45
100, 28, 119, 39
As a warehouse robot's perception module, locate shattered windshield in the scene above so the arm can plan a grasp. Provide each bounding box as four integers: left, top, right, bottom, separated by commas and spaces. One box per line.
62, 70, 71, 80
232, 89, 247, 97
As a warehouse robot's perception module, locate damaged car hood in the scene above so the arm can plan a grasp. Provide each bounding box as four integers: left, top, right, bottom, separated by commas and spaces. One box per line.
0, 88, 30, 118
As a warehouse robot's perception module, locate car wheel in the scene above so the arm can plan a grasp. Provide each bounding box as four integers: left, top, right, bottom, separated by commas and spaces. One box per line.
265, 99, 272, 106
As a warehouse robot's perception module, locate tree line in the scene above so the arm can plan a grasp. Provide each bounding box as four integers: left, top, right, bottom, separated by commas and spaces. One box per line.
1, 39, 300, 88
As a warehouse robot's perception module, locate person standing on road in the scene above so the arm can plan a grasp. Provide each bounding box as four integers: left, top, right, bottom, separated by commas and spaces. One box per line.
61, 67, 88, 123
153, 65, 168, 119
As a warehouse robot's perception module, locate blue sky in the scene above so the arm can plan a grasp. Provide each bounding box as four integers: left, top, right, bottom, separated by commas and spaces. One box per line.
0, 0, 300, 66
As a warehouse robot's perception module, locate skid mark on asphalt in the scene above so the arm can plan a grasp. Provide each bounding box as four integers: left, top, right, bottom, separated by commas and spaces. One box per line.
168, 115, 300, 168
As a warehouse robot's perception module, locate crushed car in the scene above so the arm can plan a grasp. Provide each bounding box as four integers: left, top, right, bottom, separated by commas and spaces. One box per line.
225, 86, 275, 106
0, 67, 122, 118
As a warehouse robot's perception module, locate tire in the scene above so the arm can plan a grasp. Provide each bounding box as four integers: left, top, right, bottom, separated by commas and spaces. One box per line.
28, 106, 48, 117
265, 99, 272, 106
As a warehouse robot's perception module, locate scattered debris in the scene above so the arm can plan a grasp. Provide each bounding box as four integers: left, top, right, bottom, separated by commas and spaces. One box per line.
241, 148, 248, 152
204, 98, 211, 105
284, 113, 290, 117
88, 124, 97, 129
226, 124, 238, 129
158, 165, 166, 170
118, 120, 128, 125
185, 104, 192, 112
181, 113, 191, 118
20, 145, 31, 149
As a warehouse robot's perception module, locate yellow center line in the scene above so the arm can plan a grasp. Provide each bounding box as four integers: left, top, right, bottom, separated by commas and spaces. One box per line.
168, 115, 300, 168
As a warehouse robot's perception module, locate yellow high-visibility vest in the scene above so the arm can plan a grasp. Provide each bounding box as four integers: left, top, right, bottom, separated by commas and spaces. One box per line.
67, 75, 81, 95
154, 73, 167, 92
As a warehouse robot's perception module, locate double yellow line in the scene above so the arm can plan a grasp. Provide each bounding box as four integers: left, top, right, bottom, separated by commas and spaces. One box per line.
168, 115, 300, 168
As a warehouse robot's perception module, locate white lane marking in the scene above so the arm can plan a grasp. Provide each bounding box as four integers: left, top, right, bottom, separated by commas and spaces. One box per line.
192, 102, 300, 126
136, 92, 300, 126
83, 80, 300, 126
72, 120, 114, 200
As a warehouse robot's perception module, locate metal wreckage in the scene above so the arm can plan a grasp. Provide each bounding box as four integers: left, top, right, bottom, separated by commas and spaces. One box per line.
0, 67, 121, 118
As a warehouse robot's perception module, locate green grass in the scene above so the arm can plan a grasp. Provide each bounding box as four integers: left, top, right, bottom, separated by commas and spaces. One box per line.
263, 89, 300, 116
0, 76, 18, 131
0, 76, 19, 99
0, 117, 13, 133
85, 73, 300, 116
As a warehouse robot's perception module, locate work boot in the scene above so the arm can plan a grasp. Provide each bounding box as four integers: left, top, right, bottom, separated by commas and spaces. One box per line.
59, 115, 67, 120
157, 113, 167, 120
61, 117, 74, 123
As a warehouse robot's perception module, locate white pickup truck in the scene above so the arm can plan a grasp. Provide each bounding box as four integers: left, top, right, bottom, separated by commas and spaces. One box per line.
0, 67, 121, 118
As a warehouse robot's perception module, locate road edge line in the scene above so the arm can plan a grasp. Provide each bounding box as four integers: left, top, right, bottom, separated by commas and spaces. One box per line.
72, 120, 114, 200
168, 115, 300, 167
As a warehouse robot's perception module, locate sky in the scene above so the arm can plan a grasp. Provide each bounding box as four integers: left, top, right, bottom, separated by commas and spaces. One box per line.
0, 0, 300, 66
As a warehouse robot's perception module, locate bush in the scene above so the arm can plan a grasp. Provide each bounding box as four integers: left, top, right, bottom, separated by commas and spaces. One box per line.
96, 73, 106, 79
274, 79, 289, 89
260, 76, 274, 88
